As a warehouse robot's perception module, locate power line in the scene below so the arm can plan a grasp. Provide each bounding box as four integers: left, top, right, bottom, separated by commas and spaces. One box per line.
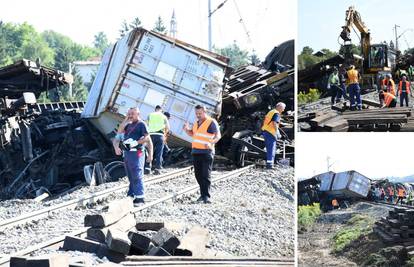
232, 0, 252, 44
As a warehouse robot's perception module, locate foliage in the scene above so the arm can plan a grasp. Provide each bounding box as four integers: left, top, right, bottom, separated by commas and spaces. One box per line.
213, 42, 250, 69
298, 203, 321, 231
298, 46, 338, 70
298, 89, 321, 105
94, 32, 109, 54
153, 16, 167, 34
0, 21, 102, 102
339, 44, 361, 56
333, 214, 373, 252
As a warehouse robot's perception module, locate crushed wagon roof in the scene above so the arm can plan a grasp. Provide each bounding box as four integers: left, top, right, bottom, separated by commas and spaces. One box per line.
0, 59, 73, 98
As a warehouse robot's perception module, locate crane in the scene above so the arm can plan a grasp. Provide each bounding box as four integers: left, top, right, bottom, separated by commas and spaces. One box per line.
339, 6, 397, 90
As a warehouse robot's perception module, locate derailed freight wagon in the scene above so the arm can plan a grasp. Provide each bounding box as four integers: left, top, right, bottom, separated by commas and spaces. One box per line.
298, 170, 371, 211
82, 27, 229, 147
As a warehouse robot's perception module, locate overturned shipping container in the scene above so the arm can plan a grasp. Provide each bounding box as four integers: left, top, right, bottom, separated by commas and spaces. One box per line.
82, 28, 229, 146
319, 170, 371, 198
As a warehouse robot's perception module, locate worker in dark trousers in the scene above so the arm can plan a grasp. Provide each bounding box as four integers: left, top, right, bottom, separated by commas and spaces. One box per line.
147, 105, 170, 175
327, 67, 344, 106
162, 112, 172, 165
397, 75, 412, 107
396, 187, 405, 205
113, 107, 150, 205
346, 65, 362, 110
379, 90, 397, 108
261, 102, 286, 169
183, 105, 221, 204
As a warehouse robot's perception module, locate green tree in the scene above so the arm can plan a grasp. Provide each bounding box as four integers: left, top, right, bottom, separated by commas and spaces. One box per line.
213, 42, 250, 69
153, 16, 167, 34
130, 17, 142, 29
339, 44, 361, 56
93, 32, 109, 54
301, 46, 314, 55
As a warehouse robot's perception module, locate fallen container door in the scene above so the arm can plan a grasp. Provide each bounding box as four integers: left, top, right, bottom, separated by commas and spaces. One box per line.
82, 28, 228, 147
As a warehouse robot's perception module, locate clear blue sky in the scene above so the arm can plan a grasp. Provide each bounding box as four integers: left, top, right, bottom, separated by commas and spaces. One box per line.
299, 0, 414, 53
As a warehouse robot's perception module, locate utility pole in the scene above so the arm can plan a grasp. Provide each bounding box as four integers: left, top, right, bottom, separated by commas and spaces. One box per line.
394, 24, 400, 51
208, 0, 212, 51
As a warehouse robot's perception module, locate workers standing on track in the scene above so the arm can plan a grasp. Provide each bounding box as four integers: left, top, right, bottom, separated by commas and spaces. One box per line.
382, 74, 396, 96
346, 65, 362, 110
396, 187, 405, 205
397, 75, 412, 107
261, 102, 286, 169
388, 187, 395, 203
113, 107, 150, 205
407, 191, 414, 206
147, 105, 170, 175
327, 68, 343, 106
183, 105, 221, 204
379, 91, 397, 108
380, 187, 385, 201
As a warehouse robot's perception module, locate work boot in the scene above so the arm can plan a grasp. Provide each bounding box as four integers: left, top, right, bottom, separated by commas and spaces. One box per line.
203, 197, 212, 204
153, 169, 161, 175
196, 196, 204, 202
133, 198, 145, 206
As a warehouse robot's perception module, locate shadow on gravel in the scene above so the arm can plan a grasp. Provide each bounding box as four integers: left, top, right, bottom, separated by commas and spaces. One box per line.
268, 180, 294, 202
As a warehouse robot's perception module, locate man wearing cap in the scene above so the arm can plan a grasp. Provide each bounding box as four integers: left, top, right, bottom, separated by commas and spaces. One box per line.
147, 105, 170, 174
327, 67, 343, 106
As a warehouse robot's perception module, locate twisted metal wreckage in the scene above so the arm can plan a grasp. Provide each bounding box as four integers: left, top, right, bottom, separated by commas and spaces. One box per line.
0, 28, 295, 200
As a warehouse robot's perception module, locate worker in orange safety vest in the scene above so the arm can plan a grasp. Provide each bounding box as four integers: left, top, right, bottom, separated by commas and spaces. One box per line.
396, 187, 405, 205
397, 75, 413, 107
380, 91, 397, 108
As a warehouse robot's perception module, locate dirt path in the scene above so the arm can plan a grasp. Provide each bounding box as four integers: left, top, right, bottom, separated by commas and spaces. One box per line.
298, 202, 392, 267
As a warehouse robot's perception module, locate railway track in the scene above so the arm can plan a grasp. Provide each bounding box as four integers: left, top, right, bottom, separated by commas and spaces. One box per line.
364, 200, 414, 210
0, 165, 256, 267
0, 167, 193, 231
120, 256, 293, 266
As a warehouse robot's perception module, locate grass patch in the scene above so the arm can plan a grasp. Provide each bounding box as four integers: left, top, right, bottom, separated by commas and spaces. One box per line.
333, 214, 374, 253
298, 88, 321, 105
298, 203, 321, 231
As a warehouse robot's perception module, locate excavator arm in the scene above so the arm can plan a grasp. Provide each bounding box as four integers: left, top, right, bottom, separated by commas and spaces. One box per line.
340, 6, 371, 61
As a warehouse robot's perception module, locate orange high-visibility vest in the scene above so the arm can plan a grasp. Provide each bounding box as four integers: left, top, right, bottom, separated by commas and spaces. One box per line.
332, 199, 339, 207
398, 188, 405, 197
261, 109, 280, 136
347, 69, 359, 84
399, 81, 411, 94
382, 79, 396, 95
383, 92, 396, 107
192, 116, 215, 151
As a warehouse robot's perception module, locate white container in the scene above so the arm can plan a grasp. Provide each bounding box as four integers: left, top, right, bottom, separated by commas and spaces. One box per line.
82, 28, 229, 147
330, 170, 371, 198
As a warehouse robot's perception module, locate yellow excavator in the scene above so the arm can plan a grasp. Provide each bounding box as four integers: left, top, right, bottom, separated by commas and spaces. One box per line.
339, 6, 396, 88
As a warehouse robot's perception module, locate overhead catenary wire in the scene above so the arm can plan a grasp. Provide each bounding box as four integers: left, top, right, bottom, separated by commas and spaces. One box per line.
232, 0, 252, 44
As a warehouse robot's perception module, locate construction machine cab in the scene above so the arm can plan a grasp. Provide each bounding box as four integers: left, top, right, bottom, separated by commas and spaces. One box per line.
366, 44, 396, 72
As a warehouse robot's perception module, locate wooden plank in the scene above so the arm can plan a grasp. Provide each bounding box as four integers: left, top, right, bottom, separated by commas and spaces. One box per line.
347, 116, 408, 125
323, 119, 349, 131
309, 112, 338, 128
361, 99, 382, 107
